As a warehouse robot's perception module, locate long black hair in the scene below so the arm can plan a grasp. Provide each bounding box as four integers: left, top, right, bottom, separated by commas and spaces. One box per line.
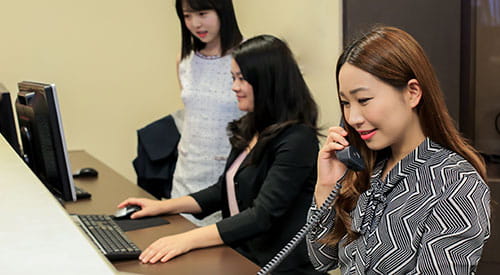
175, 0, 243, 59
229, 35, 319, 161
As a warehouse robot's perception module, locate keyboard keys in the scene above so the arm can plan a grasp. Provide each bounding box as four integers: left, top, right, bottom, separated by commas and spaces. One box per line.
72, 214, 141, 261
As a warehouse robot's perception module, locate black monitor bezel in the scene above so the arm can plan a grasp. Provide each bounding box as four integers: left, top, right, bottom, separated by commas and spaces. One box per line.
16, 81, 76, 201
0, 84, 21, 154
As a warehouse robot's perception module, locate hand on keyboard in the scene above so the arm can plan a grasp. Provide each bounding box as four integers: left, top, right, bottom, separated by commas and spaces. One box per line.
138, 224, 223, 264
139, 232, 193, 264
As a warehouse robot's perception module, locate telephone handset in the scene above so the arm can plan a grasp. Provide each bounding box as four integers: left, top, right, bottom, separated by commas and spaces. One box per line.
336, 144, 365, 171
337, 118, 365, 171
257, 123, 365, 275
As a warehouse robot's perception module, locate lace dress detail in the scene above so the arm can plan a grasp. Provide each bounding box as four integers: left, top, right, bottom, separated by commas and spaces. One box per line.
172, 51, 244, 226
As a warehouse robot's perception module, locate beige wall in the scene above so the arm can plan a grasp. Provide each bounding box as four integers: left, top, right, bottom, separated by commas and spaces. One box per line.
234, 0, 342, 126
0, 0, 342, 182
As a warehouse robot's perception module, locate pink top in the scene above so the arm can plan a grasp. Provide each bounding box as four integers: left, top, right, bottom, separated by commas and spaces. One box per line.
225, 150, 249, 216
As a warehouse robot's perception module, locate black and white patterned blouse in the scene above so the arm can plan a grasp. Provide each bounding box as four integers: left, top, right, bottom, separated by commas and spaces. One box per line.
306, 138, 490, 274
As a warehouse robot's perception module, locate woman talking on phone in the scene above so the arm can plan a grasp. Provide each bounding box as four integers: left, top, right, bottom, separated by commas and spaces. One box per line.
307, 26, 490, 274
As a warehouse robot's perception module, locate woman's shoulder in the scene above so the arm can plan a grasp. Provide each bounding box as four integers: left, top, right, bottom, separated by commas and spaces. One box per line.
277, 123, 317, 138
272, 123, 318, 150
432, 142, 480, 174
178, 52, 194, 68
265, 124, 319, 164
425, 140, 487, 193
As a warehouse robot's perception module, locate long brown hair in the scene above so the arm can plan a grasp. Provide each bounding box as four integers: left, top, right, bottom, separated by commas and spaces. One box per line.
325, 26, 486, 245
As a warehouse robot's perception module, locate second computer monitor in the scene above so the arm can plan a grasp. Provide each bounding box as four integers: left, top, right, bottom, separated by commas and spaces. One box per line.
16, 81, 77, 201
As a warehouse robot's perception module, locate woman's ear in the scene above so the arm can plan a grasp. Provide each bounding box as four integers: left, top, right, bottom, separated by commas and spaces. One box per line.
406, 79, 422, 108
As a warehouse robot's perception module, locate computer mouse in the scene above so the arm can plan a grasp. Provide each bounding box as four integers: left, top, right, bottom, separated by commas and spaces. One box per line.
113, 205, 142, 220
73, 167, 98, 178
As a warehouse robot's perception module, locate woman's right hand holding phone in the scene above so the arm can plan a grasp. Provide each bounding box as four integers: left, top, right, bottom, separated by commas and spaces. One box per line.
315, 126, 349, 206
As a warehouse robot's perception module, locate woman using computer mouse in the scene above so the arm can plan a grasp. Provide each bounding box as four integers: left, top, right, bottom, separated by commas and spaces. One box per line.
119, 35, 324, 274
307, 26, 490, 274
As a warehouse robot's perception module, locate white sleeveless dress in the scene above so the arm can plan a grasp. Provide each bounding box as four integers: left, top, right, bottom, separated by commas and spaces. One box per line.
172, 51, 243, 226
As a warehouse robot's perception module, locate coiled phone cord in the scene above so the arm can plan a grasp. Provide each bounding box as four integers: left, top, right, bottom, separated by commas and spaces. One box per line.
257, 170, 347, 275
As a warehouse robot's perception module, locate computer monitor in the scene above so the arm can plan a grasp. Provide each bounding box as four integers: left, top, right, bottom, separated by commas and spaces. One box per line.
16, 81, 76, 201
0, 84, 21, 154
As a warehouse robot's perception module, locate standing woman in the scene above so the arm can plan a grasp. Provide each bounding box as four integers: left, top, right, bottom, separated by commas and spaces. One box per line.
119, 35, 325, 274
307, 26, 490, 274
172, 0, 244, 226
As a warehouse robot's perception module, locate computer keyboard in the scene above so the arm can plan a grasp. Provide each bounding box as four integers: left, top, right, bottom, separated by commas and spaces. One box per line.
72, 214, 142, 261
75, 186, 91, 199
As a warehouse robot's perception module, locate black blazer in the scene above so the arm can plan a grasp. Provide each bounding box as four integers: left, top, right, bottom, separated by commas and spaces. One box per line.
133, 115, 180, 199
190, 124, 324, 274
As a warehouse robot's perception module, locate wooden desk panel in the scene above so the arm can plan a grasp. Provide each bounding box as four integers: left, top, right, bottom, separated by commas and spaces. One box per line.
66, 150, 259, 275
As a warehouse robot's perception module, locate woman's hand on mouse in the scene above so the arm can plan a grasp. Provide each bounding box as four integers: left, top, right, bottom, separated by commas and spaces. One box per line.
117, 198, 167, 219
118, 196, 203, 219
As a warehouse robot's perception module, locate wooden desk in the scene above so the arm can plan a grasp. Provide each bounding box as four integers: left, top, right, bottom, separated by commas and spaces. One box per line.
65, 150, 260, 275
